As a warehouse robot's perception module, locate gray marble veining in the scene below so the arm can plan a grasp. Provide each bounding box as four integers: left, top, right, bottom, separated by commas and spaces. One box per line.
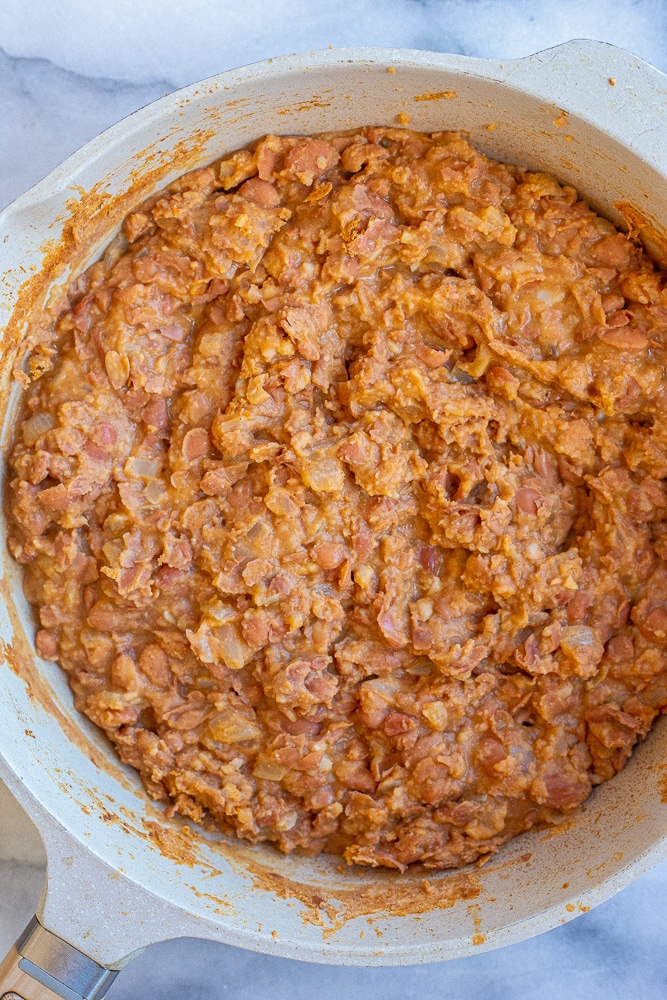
0, 46, 167, 211
1, 0, 667, 87
2, 3, 667, 996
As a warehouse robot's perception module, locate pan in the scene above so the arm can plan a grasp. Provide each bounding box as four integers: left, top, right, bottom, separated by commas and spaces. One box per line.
1, 39, 667, 1000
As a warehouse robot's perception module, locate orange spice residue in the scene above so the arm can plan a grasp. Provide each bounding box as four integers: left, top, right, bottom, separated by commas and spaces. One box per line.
247, 867, 483, 935
276, 99, 332, 116
615, 201, 667, 270
414, 90, 457, 102
474, 853, 493, 868
659, 771, 667, 803
467, 902, 486, 946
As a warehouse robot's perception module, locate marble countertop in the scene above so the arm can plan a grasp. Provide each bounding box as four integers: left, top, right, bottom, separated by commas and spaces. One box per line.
2, 2, 667, 997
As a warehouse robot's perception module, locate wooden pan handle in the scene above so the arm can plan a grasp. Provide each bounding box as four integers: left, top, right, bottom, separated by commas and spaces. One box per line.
0, 919, 118, 1000
0, 946, 63, 1000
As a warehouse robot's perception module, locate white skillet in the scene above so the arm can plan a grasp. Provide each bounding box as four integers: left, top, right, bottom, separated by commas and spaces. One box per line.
1, 39, 667, 1000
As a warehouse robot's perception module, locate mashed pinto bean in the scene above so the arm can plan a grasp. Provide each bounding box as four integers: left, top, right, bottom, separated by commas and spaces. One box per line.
9, 128, 667, 870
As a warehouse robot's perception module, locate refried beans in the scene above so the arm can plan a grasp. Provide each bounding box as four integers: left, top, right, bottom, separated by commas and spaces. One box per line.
8, 127, 667, 870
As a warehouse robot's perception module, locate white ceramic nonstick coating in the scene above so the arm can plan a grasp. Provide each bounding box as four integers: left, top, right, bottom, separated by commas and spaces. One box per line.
1, 39, 667, 994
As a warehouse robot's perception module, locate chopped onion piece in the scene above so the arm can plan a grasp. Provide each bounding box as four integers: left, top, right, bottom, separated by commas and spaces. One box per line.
449, 365, 476, 384
143, 481, 166, 504
22, 412, 55, 445
206, 708, 261, 743
125, 457, 163, 478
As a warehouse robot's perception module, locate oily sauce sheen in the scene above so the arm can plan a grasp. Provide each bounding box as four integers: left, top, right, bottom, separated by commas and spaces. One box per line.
8, 128, 667, 870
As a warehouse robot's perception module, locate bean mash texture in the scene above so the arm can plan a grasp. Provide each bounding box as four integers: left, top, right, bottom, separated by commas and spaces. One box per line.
9, 128, 667, 870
